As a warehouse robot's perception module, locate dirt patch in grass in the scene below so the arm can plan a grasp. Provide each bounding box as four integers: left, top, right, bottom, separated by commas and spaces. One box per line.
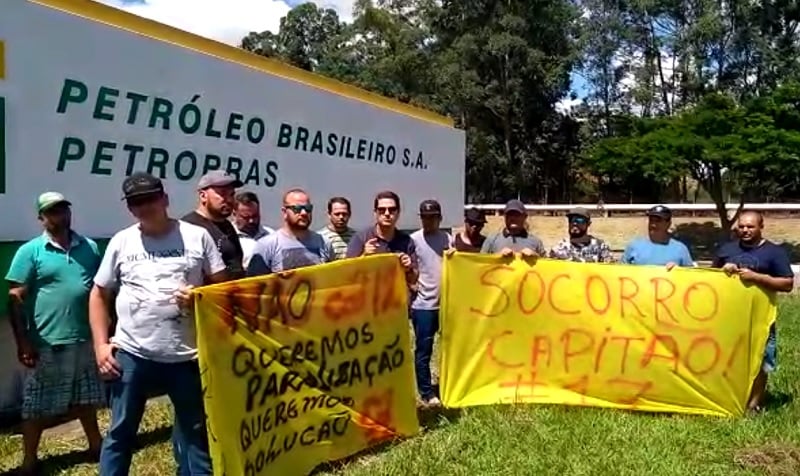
734, 443, 800, 476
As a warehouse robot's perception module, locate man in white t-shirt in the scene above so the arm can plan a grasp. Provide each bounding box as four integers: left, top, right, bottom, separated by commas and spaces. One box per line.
88, 172, 227, 475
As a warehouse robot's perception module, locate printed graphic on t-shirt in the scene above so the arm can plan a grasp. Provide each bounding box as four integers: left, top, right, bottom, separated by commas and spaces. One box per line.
280, 246, 324, 270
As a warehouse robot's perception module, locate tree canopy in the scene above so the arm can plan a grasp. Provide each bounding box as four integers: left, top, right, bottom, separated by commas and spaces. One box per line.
240, 0, 800, 225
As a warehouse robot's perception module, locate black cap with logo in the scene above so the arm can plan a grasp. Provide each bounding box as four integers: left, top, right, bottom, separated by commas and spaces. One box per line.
646, 205, 672, 219
419, 199, 442, 216
121, 172, 164, 200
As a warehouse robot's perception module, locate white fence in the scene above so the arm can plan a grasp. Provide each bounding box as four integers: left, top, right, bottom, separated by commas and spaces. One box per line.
465, 203, 800, 215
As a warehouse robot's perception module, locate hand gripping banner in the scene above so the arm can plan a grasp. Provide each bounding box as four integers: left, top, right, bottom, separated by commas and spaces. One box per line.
194, 255, 419, 476
439, 253, 777, 417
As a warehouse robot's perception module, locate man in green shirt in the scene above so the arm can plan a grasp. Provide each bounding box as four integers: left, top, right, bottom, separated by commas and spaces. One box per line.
6, 192, 104, 475
318, 196, 355, 260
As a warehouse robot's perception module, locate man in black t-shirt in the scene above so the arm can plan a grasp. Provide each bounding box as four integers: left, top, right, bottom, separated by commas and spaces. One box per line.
182, 171, 245, 280
712, 210, 794, 412
451, 207, 487, 252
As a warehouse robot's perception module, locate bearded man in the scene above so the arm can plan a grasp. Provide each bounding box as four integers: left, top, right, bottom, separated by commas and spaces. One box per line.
246, 188, 334, 275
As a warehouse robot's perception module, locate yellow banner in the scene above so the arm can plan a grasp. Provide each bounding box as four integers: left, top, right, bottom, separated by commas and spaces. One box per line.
195, 255, 419, 476
440, 253, 777, 417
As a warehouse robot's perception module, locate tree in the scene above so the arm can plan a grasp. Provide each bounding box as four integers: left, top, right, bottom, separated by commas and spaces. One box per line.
241, 3, 342, 72
585, 85, 800, 229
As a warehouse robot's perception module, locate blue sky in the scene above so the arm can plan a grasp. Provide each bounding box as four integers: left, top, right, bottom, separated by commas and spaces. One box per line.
105, 0, 588, 106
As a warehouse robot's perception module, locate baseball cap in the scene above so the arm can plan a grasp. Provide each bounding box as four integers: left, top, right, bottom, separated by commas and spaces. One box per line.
646, 205, 672, 219
419, 199, 442, 216
504, 199, 526, 215
197, 170, 243, 190
464, 207, 487, 224
37, 192, 71, 213
121, 172, 164, 200
567, 207, 590, 219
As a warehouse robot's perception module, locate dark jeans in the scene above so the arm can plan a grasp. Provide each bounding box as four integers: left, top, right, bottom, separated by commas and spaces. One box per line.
410, 308, 440, 400
99, 350, 212, 476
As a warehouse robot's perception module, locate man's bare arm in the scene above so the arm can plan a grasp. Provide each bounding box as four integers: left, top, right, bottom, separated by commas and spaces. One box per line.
89, 285, 114, 347
7, 284, 29, 344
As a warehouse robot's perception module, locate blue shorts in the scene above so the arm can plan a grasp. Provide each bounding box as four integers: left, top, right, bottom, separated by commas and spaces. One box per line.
762, 324, 777, 373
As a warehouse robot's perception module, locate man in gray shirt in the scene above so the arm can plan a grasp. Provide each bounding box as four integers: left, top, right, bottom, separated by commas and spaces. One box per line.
247, 188, 334, 275
409, 200, 450, 407
480, 199, 545, 257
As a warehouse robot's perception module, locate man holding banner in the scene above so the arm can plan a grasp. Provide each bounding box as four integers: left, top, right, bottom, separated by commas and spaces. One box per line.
247, 188, 334, 275
548, 207, 613, 263
621, 205, 694, 268
409, 200, 450, 407
345, 191, 418, 285
713, 210, 794, 411
88, 173, 229, 475
480, 199, 545, 257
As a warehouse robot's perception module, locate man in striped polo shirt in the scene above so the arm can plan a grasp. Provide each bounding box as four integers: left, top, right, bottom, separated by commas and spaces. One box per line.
318, 196, 355, 260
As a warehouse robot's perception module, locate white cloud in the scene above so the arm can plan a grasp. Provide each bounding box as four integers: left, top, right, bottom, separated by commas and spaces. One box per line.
555, 96, 583, 115
95, 0, 356, 45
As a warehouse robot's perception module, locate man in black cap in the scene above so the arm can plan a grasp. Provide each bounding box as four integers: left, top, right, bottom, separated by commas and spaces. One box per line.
89, 172, 227, 475
480, 199, 545, 257
182, 170, 245, 280
452, 207, 487, 252
621, 205, 694, 268
408, 200, 451, 407
549, 207, 613, 262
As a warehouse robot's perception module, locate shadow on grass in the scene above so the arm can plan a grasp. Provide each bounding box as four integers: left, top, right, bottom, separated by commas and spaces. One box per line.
310, 406, 463, 475
765, 391, 793, 412
0, 426, 172, 476
674, 222, 800, 262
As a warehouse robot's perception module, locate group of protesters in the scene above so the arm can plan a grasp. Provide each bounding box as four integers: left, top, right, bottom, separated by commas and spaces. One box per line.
6, 170, 795, 475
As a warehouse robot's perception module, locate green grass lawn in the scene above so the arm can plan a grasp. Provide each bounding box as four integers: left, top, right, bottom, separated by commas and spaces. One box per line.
3, 299, 800, 475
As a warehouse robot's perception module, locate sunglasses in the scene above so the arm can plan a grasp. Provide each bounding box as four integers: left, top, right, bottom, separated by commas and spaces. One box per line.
376, 206, 398, 215
285, 204, 313, 214
569, 217, 588, 225
126, 193, 162, 208
465, 220, 484, 228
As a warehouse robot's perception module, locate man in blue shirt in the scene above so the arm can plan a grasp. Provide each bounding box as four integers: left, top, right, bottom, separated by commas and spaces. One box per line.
712, 210, 794, 411
621, 205, 694, 269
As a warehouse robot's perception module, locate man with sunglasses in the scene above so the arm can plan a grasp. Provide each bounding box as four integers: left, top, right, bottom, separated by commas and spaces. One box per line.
345, 191, 418, 285
247, 188, 334, 275
182, 171, 246, 281
89, 172, 228, 475
452, 207, 487, 252
621, 205, 694, 269
6, 192, 104, 475
549, 207, 613, 262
